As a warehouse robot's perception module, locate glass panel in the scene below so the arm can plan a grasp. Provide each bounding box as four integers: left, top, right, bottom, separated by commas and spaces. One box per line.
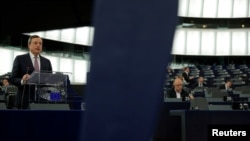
178, 0, 189, 17
172, 29, 186, 55
45, 29, 60, 40
188, 0, 202, 17
203, 0, 217, 18
0, 47, 13, 75
43, 55, 60, 72
75, 26, 94, 46
61, 28, 75, 43
216, 30, 231, 55
74, 60, 88, 83
231, 30, 247, 55
186, 30, 200, 55
201, 30, 216, 56
217, 0, 233, 18
233, 0, 248, 18
59, 58, 73, 81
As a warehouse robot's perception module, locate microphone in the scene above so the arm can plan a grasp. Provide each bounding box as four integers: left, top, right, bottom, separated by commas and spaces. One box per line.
21, 66, 30, 109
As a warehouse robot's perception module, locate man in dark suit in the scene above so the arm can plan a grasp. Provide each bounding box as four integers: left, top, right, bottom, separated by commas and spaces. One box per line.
192, 76, 207, 89
9, 35, 52, 109
182, 67, 195, 89
218, 79, 234, 91
190, 76, 208, 97
167, 78, 194, 100
182, 67, 194, 84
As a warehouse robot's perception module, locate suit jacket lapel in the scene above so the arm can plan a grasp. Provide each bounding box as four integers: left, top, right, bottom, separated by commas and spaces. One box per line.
24, 53, 34, 73
40, 56, 45, 70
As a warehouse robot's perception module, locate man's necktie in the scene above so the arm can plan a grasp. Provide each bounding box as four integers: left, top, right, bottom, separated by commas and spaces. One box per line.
34, 56, 39, 71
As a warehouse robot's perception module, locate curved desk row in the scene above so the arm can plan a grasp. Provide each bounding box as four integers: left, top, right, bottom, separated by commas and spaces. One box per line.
170, 110, 250, 141
153, 97, 250, 141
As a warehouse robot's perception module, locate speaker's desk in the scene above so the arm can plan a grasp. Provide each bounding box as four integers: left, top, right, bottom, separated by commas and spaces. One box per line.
0, 110, 84, 141
170, 110, 250, 141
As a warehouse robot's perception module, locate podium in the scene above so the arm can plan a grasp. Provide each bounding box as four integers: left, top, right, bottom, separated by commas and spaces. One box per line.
27, 71, 69, 103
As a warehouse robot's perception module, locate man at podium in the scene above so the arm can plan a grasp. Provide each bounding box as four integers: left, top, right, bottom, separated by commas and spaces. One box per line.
9, 35, 52, 109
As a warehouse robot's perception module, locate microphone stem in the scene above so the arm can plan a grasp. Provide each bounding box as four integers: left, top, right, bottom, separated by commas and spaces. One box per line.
21, 67, 29, 109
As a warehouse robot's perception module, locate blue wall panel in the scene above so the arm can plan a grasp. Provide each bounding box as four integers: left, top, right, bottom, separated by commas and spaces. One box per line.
83, 1, 178, 141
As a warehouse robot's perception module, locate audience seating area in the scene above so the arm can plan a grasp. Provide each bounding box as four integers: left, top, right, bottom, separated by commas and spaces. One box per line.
164, 63, 250, 99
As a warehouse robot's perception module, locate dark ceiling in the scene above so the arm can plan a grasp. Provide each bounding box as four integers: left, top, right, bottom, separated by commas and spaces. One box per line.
0, 0, 94, 48
1, 1, 93, 34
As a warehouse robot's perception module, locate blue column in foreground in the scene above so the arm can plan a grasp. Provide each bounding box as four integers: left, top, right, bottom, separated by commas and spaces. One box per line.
82, 1, 178, 141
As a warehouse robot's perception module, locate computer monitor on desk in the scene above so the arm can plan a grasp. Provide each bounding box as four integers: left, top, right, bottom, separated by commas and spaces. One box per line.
193, 87, 204, 92
193, 91, 205, 97
192, 87, 206, 97
164, 98, 182, 102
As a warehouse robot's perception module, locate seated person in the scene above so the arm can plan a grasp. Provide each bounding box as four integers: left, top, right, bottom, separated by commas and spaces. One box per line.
166, 66, 175, 77
218, 79, 234, 91
0, 78, 9, 94
2, 79, 9, 86
182, 67, 194, 84
0, 78, 9, 87
182, 67, 196, 89
175, 75, 185, 84
191, 77, 208, 97
192, 76, 207, 89
166, 78, 194, 100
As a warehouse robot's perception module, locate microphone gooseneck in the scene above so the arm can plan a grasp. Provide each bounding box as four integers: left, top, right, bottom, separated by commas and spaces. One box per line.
21, 66, 29, 109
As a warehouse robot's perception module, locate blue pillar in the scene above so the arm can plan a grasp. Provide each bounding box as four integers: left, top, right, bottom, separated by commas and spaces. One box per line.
83, 1, 178, 141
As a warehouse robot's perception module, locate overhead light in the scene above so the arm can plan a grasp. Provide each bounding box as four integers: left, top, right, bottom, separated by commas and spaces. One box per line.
182, 23, 194, 27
